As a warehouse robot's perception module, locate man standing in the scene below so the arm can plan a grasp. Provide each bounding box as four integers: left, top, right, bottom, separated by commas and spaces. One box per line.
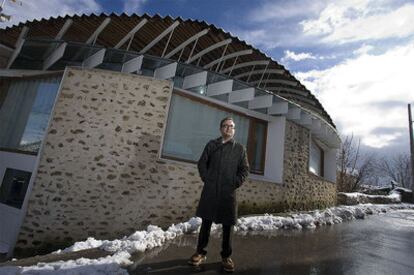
188, 117, 249, 273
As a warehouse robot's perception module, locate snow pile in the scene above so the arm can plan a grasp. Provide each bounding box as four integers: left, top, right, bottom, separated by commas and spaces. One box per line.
359, 184, 392, 195
0, 218, 202, 275
55, 217, 201, 255
391, 187, 413, 202
235, 204, 414, 233
337, 191, 401, 205
2, 204, 414, 274
0, 252, 130, 275
393, 187, 412, 193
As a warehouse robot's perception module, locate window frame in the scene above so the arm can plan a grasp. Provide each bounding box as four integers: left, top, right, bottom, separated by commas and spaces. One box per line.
161, 89, 268, 175
309, 138, 325, 177
247, 117, 267, 175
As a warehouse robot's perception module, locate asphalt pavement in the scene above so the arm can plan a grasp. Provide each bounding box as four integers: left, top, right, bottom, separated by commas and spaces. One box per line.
129, 209, 414, 275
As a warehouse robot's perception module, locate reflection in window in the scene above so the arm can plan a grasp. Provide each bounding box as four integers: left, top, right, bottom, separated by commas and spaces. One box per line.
0, 168, 32, 209
309, 139, 324, 177
0, 75, 61, 153
249, 120, 267, 174
162, 92, 267, 174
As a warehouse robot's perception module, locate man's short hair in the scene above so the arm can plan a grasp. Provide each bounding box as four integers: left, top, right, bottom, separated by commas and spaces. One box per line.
220, 117, 234, 128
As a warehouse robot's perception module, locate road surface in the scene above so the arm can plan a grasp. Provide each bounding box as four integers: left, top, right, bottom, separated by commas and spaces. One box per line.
129, 209, 414, 274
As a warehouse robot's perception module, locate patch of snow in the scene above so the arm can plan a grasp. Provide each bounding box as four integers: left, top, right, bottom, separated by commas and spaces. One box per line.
236, 204, 414, 234
0, 252, 130, 274
393, 187, 412, 193
338, 192, 401, 205
2, 204, 414, 274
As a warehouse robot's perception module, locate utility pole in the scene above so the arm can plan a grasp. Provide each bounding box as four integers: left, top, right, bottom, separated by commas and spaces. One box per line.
408, 104, 414, 198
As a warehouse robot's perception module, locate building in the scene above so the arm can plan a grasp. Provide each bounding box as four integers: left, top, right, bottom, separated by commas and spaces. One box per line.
0, 14, 341, 257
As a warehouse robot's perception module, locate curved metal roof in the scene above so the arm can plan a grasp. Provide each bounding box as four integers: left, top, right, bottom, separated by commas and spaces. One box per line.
0, 13, 335, 127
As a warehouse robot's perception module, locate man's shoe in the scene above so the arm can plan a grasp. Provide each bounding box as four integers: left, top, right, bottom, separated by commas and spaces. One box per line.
222, 257, 235, 273
188, 253, 206, 266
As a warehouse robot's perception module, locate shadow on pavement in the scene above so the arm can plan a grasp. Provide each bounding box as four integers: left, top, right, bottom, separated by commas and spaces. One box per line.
129, 259, 223, 274
129, 257, 351, 275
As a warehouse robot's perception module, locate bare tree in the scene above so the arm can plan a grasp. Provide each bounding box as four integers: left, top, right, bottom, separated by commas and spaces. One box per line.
378, 153, 412, 188
337, 135, 377, 192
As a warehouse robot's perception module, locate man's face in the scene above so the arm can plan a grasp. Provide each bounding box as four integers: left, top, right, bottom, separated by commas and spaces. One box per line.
220, 119, 235, 139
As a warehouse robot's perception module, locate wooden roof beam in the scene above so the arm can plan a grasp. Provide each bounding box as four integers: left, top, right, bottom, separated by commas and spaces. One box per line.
186, 38, 232, 64
164, 28, 209, 59
55, 19, 73, 40
234, 68, 284, 79
114, 18, 148, 49
266, 86, 308, 96
0, 43, 13, 52
203, 49, 253, 70
85, 17, 111, 45
220, 60, 269, 74
250, 78, 298, 86
140, 21, 180, 54
6, 26, 29, 69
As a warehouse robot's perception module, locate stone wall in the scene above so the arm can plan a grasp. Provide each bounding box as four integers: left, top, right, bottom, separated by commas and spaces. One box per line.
16, 67, 335, 252
16, 67, 194, 250
282, 120, 337, 210
237, 121, 336, 215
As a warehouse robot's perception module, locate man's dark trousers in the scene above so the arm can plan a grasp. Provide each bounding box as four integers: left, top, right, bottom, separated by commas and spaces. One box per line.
196, 219, 233, 258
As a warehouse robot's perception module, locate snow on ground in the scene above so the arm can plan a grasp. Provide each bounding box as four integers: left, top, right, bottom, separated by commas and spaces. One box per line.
2, 203, 414, 274
337, 191, 402, 205
393, 187, 413, 193
353, 191, 400, 201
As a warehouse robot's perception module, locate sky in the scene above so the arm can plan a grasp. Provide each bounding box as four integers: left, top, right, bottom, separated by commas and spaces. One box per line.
1, 0, 413, 157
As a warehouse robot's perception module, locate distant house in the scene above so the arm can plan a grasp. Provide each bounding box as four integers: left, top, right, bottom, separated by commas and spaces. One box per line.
0, 14, 340, 257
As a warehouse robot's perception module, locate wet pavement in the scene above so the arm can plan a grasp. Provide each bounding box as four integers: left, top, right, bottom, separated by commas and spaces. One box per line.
128, 210, 414, 275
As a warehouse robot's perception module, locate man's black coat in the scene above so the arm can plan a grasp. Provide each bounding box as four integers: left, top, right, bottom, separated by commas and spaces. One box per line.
196, 137, 249, 225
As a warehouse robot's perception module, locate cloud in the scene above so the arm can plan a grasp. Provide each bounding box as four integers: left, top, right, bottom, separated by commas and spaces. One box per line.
248, 0, 324, 22
123, 0, 147, 14
301, 1, 414, 44
233, 0, 414, 51
1, 0, 102, 28
282, 50, 317, 62
353, 44, 374, 56
296, 40, 414, 149
231, 0, 326, 50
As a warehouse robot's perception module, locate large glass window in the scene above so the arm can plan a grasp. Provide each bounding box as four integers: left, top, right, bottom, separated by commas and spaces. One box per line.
162, 92, 267, 174
0, 168, 32, 209
309, 139, 324, 176
0, 75, 61, 153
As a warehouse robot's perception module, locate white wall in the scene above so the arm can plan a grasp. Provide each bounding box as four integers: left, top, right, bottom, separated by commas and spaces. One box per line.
249, 116, 286, 184
0, 151, 37, 256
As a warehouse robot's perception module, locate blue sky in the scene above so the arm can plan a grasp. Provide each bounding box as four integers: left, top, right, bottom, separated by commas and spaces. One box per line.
2, 0, 414, 156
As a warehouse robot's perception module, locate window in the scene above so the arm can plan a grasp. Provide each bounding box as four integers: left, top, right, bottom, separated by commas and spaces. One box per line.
162, 91, 267, 174
309, 139, 324, 177
0, 168, 32, 209
0, 75, 61, 153
248, 119, 267, 174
